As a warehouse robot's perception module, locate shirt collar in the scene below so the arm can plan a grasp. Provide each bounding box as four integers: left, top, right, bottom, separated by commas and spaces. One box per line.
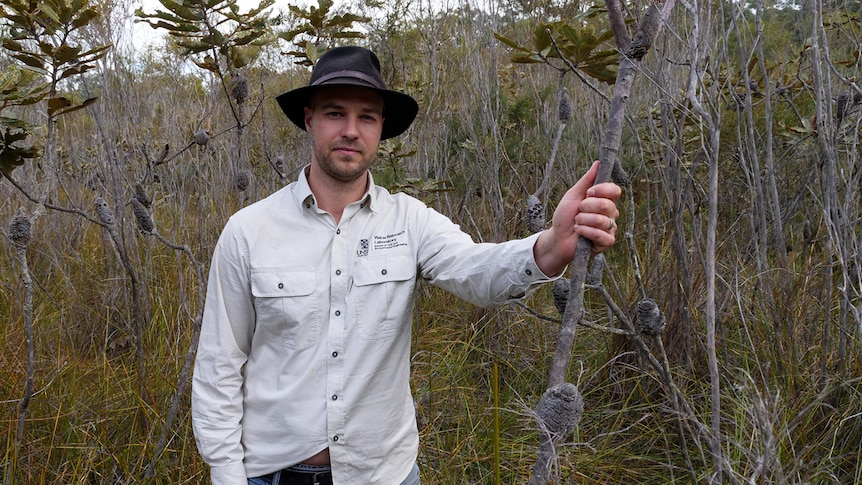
293, 164, 379, 213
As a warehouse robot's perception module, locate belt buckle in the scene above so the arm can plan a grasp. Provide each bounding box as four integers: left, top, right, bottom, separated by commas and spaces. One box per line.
312, 471, 326, 485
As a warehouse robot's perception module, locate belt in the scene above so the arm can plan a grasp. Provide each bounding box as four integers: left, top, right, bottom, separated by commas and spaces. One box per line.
264, 469, 333, 485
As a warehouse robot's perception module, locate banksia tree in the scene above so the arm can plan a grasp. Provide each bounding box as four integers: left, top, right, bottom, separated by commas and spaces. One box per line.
499, 2, 674, 483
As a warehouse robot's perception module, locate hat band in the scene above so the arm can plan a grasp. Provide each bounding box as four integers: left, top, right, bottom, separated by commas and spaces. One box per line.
312, 70, 385, 90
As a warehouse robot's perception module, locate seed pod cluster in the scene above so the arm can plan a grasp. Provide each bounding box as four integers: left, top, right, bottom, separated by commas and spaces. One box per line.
552, 278, 570, 317
624, 2, 662, 61
636, 298, 666, 336
234, 169, 251, 192
193, 129, 210, 146
535, 382, 584, 438
9, 207, 31, 248
274, 155, 285, 174
94, 197, 115, 225
525, 195, 545, 234
558, 86, 571, 124
587, 254, 605, 286
611, 160, 631, 187
134, 182, 152, 209
231, 74, 249, 104
130, 197, 154, 234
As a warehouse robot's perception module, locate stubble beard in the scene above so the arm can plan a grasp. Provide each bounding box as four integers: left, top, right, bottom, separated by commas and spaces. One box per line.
313, 141, 375, 184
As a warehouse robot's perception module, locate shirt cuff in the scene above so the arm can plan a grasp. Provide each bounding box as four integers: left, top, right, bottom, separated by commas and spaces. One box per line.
209, 462, 247, 485
506, 233, 559, 301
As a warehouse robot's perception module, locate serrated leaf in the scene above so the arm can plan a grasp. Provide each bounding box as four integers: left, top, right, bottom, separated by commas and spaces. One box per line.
2, 39, 25, 53
533, 23, 552, 52
192, 55, 221, 73
512, 53, 543, 64
234, 30, 265, 46
71, 8, 99, 29
11, 53, 45, 70
54, 96, 97, 116
493, 33, 528, 52
37, 3, 61, 25
54, 44, 82, 63
47, 96, 71, 115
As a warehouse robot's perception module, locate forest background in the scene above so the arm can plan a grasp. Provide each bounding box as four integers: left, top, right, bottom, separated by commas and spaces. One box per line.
1, 0, 861, 483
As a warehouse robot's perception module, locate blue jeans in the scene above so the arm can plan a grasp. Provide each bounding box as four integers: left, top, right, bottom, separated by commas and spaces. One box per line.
248, 462, 420, 485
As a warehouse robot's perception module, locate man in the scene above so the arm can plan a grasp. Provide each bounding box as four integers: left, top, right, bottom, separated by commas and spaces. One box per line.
191, 46, 621, 485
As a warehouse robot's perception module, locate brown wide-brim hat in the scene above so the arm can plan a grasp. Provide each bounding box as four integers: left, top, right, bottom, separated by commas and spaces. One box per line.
276, 46, 419, 140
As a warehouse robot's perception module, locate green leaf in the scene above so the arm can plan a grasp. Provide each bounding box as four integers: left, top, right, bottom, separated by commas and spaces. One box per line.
11, 53, 45, 70
493, 33, 528, 52
54, 96, 97, 116
70, 8, 99, 29
192, 55, 221, 73
533, 23, 552, 53
2, 39, 25, 53
47, 96, 72, 115
54, 44, 83, 63
37, 2, 61, 24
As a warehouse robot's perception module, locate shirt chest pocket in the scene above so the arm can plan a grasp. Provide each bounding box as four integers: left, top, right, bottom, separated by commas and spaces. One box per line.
251, 267, 319, 351
352, 255, 416, 340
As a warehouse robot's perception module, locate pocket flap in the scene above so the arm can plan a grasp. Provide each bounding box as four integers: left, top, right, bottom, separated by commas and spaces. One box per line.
354, 255, 415, 286
251, 267, 315, 297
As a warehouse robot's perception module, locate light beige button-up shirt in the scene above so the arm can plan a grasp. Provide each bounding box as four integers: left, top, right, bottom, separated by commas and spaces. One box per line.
192, 168, 555, 484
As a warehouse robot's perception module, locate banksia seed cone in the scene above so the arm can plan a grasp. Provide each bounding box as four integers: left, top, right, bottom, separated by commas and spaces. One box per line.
130, 197, 154, 234
636, 298, 666, 336
155, 143, 169, 164
94, 197, 115, 225
9, 207, 31, 248
835, 91, 851, 123
234, 169, 251, 192
587, 254, 605, 286
624, 2, 662, 61
558, 86, 571, 124
611, 160, 631, 187
275, 155, 285, 173
525, 195, 545, 234
134, 182, 152, 209
193, 129, 210, 146
552, 278, 570, 317
231, 74, 249, 104
535, 382, 584, 438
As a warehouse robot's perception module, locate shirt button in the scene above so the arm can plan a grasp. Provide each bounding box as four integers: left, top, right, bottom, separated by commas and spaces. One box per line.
278, 283, 284, 289
305, 204, 311, 209
335, 310, 341, 316
525, 269, 533, 276
332, 351, 338, 358
331, 394, 338, 400
381, 269, 387, 275
336, 229, 341, 235
335, 269, 341, 276
333, 435, 339, 442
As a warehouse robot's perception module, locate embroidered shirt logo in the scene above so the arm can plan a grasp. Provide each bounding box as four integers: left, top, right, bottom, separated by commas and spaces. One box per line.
357, 238, 369, 257
373, 231, 408, 250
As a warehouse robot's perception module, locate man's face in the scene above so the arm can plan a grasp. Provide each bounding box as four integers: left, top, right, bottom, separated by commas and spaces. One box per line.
304, 85, 385, 184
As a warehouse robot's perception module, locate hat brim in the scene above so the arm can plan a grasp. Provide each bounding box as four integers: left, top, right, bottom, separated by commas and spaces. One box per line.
276, 81, 419, 140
